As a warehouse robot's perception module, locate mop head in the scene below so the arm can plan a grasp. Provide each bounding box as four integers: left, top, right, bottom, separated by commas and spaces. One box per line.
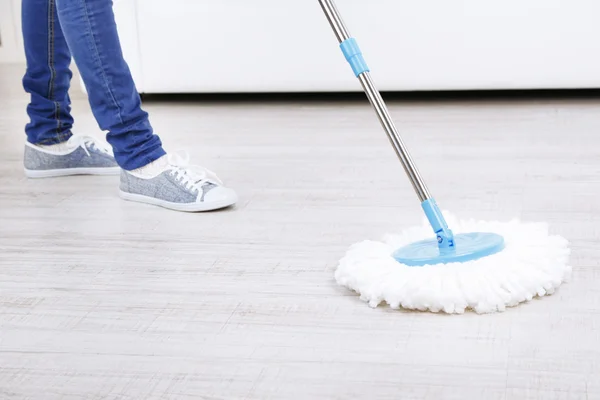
335, 213, 571, 314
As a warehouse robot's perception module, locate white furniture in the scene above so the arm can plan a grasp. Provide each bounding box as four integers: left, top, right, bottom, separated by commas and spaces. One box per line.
0, 0, 23, 63
5, 0, 600, 93
126, 0, 600, 93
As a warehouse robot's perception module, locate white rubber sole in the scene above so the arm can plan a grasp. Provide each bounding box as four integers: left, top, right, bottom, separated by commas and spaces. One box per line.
24, 166, 120, 178
119, 190, 237, 212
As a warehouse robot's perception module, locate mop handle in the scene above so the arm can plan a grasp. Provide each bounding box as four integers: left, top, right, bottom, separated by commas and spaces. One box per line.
318, 0, 431, 202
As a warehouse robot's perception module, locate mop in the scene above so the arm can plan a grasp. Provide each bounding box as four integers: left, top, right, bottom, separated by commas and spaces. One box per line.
318, 0, 571, 314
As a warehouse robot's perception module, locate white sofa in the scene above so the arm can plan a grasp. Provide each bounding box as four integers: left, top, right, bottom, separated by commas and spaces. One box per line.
6, 0, 600, 93
0, 0, 23, 63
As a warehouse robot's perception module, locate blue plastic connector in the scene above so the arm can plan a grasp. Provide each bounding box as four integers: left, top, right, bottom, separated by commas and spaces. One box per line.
393, 198, 505, 266
340, 38, 369, 77
421, 198, 455, 250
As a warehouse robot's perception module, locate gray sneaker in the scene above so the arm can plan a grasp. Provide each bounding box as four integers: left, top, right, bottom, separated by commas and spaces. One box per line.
119, 154, 237, 212
24, 134, 119, 178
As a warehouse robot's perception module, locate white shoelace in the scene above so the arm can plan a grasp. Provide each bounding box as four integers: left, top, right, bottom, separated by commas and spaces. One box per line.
167, 151, 223, 191
67, 134, 114, 157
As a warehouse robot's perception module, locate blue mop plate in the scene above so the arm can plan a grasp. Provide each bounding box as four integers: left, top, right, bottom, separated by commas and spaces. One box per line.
392, 232, 505, 267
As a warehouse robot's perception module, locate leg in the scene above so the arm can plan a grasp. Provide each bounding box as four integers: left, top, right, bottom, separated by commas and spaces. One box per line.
55, 0, 165, 170
22, 0, 74, 145
22, 0, 119, 178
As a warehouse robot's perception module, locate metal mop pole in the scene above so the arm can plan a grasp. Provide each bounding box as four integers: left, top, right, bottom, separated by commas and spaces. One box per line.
318, 0, 455, 249
318, 0, 430, 202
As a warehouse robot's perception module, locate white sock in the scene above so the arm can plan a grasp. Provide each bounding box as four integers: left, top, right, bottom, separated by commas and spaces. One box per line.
127, 155, 170, 179
36, 141, 70, 153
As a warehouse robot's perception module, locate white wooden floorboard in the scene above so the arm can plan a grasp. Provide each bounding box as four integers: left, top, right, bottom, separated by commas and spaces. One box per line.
1, 64, 599, 399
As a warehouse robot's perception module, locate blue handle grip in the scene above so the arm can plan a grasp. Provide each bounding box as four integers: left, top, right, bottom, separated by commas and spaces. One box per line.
340, 38, 369, 77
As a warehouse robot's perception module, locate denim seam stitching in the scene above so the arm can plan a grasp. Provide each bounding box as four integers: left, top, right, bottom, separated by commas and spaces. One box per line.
47, 0, 55, 101
80, 0, 125, 125
56, 102, 62, 139
48, 0, 64, 142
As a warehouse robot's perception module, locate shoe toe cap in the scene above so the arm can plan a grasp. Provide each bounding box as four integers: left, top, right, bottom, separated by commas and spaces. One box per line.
202, 186, 238, 207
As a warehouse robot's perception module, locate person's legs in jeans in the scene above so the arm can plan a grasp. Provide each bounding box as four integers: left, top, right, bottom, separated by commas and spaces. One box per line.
22, 0, 164, 172
21, 0, 237, 211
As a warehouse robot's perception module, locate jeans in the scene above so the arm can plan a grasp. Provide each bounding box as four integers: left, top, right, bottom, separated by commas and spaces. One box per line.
21, 0, 166, 170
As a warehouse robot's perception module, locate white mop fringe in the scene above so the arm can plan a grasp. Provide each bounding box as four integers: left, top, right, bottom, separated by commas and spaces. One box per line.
335, 213, 571, 314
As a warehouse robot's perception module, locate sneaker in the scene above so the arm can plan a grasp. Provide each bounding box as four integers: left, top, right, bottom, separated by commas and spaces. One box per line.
24, 134, 119, 178
119, 152, 237, 212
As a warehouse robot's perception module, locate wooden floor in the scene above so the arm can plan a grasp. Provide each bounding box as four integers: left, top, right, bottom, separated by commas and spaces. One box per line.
1, 63, 600, 399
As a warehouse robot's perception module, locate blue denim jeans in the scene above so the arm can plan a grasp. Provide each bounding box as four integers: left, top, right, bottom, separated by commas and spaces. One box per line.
21, 0, 166, 170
